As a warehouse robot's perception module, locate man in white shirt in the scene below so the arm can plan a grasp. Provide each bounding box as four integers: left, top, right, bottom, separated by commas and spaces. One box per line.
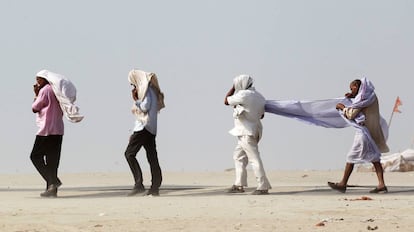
224, 75, 271, 195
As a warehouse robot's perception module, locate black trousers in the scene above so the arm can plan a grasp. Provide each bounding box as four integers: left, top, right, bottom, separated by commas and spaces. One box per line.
30, 135, 63, 187
125, 129, 162, 190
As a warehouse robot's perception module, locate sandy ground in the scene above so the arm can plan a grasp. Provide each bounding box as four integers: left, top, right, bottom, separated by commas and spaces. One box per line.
1, 170, 414, 232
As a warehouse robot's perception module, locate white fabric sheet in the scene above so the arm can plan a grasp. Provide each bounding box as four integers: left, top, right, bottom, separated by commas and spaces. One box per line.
265, 98, 387, 163
381, 149, 414, 172
128, 70, 165, 124
36, 70, 84, 123
265, 98, 349, 128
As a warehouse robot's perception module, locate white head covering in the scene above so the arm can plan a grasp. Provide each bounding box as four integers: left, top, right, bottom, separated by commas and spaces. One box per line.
349, 77, 377, 109
36, 70, 84, 123
128, 69, 165, 122
231, 74, 256, 119
233, 74, 254, 93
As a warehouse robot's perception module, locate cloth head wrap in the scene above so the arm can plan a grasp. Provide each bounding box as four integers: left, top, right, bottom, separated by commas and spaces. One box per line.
233, 74, 254, 93
350, 77, 376, 108
128, 69, 165, 123
36, 69, 49, 80
231, 74, 256, 120
36, 69, 84, 123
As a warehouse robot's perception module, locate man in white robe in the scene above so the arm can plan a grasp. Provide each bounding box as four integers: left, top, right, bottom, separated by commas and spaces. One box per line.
329, 78, 389, 193
224, 75, 271, 195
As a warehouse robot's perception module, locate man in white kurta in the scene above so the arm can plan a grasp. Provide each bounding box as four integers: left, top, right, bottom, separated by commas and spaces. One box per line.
329, 78, 388, 194
224, 75, 271, 195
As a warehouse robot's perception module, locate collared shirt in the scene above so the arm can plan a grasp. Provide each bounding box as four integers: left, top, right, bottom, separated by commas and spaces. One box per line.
227, 89, 265, 137
32, 84, 64, 136
133, 86, 158, 135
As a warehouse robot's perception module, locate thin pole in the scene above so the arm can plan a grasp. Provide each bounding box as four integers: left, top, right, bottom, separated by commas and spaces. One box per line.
388, 111, 395, 128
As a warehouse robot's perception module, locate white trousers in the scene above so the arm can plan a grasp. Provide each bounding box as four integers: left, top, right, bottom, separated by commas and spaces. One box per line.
233, 135, 271, 190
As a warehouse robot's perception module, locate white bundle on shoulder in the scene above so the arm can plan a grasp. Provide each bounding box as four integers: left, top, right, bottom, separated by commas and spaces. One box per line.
36, 70, 84, 123
128, 69, 165, 124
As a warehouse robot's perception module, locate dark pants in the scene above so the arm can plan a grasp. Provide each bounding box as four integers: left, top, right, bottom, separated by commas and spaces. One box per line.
125, 129, 162, 190
30, 135, 63, 188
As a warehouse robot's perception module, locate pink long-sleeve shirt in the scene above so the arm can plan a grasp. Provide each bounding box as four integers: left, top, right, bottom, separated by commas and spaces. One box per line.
32, 84, 64, 136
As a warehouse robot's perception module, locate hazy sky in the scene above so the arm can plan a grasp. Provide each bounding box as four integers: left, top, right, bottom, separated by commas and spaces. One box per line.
1, 0, 413, 174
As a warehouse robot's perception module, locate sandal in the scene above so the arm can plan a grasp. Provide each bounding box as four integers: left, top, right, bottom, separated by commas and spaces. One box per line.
369, 186, 388, 194
226, 185, 245, 193
251, 189, 269, 195
328, 182, 346, 193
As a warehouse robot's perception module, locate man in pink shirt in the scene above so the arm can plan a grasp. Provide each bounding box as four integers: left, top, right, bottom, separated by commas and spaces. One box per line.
31, 75, 64, 198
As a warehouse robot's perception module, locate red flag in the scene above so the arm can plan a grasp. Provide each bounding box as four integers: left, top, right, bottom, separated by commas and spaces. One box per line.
393, 96, 402, 113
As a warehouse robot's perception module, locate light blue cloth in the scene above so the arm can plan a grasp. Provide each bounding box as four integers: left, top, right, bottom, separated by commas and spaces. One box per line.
264, 97, 388, 135
133, 87, 158, 135
265, 98, 349, 128
264, 77, 389, 163
264, 97, 389, 162
264, 78, 389, 139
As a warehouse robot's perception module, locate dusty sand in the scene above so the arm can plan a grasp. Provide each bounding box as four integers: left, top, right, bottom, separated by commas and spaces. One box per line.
1, 170, 414, 232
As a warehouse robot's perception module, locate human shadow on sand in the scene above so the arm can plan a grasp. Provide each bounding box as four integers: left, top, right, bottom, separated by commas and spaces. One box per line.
49, 185, 414, 198
2, 185, 414, 198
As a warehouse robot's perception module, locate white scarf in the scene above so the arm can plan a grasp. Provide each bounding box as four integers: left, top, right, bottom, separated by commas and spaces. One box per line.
233, 74, 254, 93
128, 70, 165, 123
36, 70, 84, 123
350, 77, 376, 108
232, 74, 254, 118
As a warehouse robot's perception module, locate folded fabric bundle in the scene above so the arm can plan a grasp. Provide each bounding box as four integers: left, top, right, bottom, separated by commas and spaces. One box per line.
127, 69, 165, 124
36, 70, 84, 123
